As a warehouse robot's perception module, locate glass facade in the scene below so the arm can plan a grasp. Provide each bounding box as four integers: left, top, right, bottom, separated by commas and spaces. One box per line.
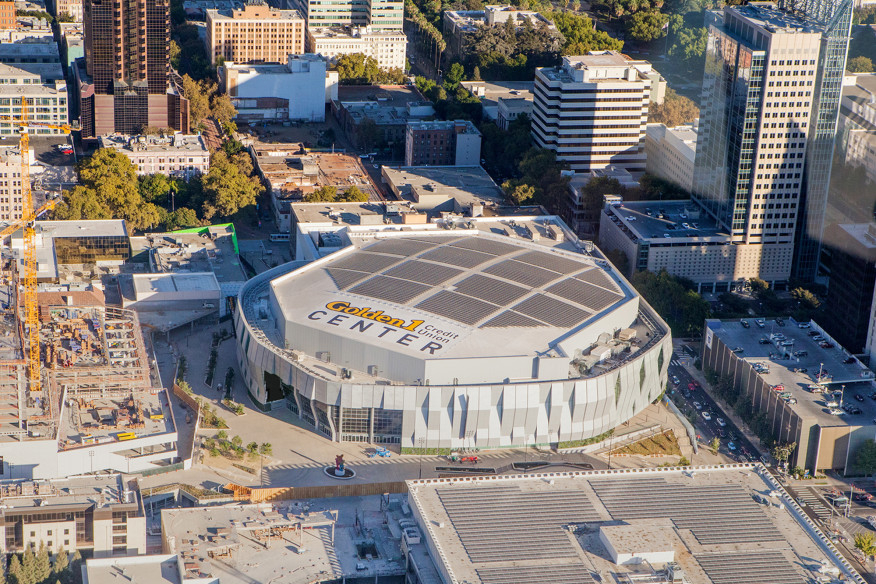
790, 0, 853, 280
693, 16, 765, 237
54, 236, 131, 265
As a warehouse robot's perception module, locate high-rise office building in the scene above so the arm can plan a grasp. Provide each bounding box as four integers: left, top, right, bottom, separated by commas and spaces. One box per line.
692, 0, 852, 285
285, 0, 402, 31
74, 0, 189, 138
531, 52, 656, 175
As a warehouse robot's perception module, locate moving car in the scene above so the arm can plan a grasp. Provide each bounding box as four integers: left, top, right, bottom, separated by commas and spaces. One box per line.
716, 417, 726, 427
701, 411, 712, 421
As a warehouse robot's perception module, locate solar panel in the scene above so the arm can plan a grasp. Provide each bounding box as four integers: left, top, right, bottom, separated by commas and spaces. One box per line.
330, 251, 403, 274
477, 564, 596, 584
384, 260, 463, 286
415, 291, 500, 326
452, 274, 530, 306
547, 279, 623, 313
484, 260, 563, 288
576, 268, 621, 293
349, 276, 432, 304
324, 267, 370, 290
419, 246, 495, 268
589, 477, 785, 546
450, 236, 520, 256
696, 551, 803, 584
511, 294, 590, 328
481, 310, 547, 328
437, 485, 601, 564
366, 238, 440, 257
513, 250, 587, 274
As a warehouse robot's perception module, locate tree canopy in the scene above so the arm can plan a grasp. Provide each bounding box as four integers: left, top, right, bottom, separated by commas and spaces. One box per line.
626, 10, 668, 42
200, 150, 263, 220
334, 53, 406, 85
303, 185, 369, 203
648, 88, 700, 127
630, 270, 710, 337
54, 149, 164, 231
848, 56, 875, 73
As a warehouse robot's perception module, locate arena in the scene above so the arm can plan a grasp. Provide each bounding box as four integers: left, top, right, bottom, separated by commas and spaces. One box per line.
234, 215, 672, 449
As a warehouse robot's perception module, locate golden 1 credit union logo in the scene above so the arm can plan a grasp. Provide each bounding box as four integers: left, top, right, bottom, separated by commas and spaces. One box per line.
325, 301, 425, 331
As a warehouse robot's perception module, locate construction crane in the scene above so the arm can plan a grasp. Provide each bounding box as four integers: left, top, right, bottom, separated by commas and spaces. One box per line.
0, 98, 73, 392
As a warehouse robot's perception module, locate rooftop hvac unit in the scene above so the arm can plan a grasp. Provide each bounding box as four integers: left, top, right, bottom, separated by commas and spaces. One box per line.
368, 365, 380, 376
317, 351, 331, 363
341, 368, 352, 379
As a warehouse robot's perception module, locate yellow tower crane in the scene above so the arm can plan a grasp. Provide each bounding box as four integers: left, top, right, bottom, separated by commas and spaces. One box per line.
0, 98, 73, 392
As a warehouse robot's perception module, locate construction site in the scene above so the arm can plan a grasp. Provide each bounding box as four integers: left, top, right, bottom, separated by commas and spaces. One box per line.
0, 281, 179, 478
161, 496, 409, 584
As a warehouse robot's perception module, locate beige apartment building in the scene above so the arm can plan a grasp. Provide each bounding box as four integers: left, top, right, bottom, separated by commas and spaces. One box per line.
206, 3, 305, 66
55, 0, 83, 22
0, 146, 34, 223
644, 123, 697, 192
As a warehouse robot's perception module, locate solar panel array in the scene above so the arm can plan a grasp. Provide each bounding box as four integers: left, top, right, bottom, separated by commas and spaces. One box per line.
320, 235, 627, 329
588, 477, 784, 546
476, 564, 597, 584
436, 484, 601, 564
696, 551, 804, 584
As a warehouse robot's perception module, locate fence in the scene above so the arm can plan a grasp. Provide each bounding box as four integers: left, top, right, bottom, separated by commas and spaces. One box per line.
225, 481, 409, 502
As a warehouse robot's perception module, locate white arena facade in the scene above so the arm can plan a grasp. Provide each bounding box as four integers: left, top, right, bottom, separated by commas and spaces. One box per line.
234, 216, 672, 449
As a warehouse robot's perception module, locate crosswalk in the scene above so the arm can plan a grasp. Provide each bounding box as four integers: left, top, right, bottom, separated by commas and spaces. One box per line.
796, 488, 835, 522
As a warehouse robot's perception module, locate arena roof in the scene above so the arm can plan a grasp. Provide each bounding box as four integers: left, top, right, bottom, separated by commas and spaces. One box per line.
269, 230, 637, 361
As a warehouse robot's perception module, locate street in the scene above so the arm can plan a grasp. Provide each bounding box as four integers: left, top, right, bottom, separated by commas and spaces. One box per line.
667, 347, 764, 464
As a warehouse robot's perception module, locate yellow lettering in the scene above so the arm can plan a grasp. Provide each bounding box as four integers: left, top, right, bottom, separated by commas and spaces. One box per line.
403, 319, 424, 332
326, 301, 351, 312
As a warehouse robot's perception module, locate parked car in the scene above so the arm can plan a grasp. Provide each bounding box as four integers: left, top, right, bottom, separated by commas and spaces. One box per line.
716, 417, 726, 427
671, 376, 680, 386
693, 401, 703, 410
820, 342, 834, 349
853, 492, 873, 502
759, 338, 771, 344
688, 382, 697, 392
755, 319, 765, 328
728, 442, 737, 451
844, 357, 856, 364
740, 319, 750, 328
855, 394, 865, 402
775, 318, 785, 326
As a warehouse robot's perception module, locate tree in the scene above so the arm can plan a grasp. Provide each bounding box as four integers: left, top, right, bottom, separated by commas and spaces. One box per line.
8, 555, 21, 584
34, 543, 50, 584
667, 15, 707, 69
200, 150, 262, 219
548, 11, 624, 55
54, 149, 163, 231
791, 287, 820, 310
335, 53, 381, 84
169, 40, 181, 70
472, 65, 482, 81
231, 435, 243, 448
855, 532, 876, 558
648, 89, 699, 127
626, 10, 668, 43
165, 207, 200, 231
259, 442, 273, 455
211, 94, 236, 125
247, 441, 259, 454
848, 56, 875, 73
505, 182, 536, 205
709, 437, 720, 453
445, 62, 465, 89
630, 270, 710, 337
180, 74, 214, 129
340, 185, 368, 202
856, 439, 876, 475
305, 185, 338, 203
217, 430, 228, 441
138, 173, 174, 204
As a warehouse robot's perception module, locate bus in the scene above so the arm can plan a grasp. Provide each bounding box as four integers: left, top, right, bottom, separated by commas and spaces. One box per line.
115, 432, 136, 441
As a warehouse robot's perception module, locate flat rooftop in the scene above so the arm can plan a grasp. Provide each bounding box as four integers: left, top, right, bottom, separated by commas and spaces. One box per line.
98, 134, 209, 154
337, 84, 426, 107
83, 555, 187, 584
135, 225, 246, 284
0, 474, 140, 510
603, 199, 729, 241
729, 2, 826, 33
383, 166, 504, 206
34, 220, 128, 239
406, 466, 860, 584
161, 497, 407, 584
706, 318, 876, 425
290, 201, 423, 225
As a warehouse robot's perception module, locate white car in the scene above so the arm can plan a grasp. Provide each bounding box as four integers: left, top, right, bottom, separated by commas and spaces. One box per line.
693, 401, 703, 410
701, 411, 712, 421
716, 417, 726, 427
